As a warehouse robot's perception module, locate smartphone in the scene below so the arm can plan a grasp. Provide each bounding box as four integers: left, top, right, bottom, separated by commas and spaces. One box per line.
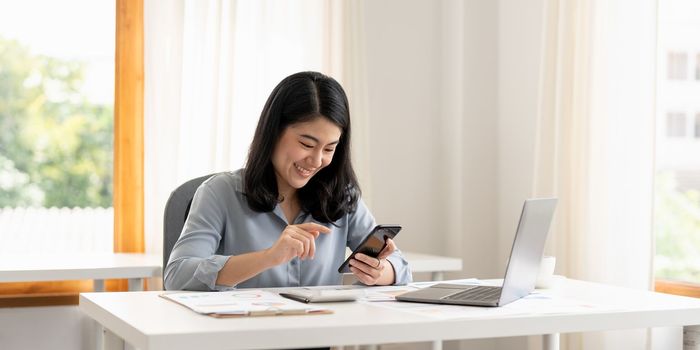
338, 225, 402, 273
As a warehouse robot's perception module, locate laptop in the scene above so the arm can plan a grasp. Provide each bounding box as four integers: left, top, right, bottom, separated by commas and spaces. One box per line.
396, 198, 557, 307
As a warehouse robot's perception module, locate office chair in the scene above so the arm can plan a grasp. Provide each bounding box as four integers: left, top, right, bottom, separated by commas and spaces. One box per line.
162, 173, 218, 276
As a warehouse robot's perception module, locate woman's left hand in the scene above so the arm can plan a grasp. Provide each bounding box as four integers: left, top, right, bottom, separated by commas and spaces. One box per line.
349, 238, 397, 286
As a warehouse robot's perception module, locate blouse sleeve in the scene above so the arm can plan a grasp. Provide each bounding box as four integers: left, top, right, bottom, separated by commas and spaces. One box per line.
163, 183, 232, 291
347, 199, 413, 285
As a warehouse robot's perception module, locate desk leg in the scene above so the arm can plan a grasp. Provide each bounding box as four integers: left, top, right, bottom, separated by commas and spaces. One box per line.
684, 325, 700, 349
102, 326, 125, 350
431, 271, 444, 281
95, 321, 103, 350
543, 333, 559, 350
128, 278, 144, 291
94, 279, 105, 292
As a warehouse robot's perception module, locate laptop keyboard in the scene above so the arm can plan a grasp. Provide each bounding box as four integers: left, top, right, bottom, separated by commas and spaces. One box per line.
442, 286, 502, 302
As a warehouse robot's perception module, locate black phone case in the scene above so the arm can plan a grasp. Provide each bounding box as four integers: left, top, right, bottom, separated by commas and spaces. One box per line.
337, 225, 402, 273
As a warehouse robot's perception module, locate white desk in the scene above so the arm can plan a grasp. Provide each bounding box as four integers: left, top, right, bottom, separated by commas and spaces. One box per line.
0, 251, 456, 292
401, 252, 462, 280
79, 278, 700, 350
0, 253, 162, 291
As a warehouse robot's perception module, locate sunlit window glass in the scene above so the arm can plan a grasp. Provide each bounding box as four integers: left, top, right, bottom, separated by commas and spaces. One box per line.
0, 0, 115, 254
654, 0, 700, 283
666, 112, 686, 138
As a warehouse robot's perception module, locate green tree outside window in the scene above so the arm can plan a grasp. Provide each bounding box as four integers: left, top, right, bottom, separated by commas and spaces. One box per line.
0, 36, 113, 208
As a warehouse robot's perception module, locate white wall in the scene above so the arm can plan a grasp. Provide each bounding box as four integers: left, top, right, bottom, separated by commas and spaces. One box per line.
363, 0, 445, 257
456, 0, 500, 281
496, 0, 545, 265
363, 0, 501, 282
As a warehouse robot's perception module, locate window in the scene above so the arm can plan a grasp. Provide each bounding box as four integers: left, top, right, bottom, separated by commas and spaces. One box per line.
654, 0, 700, 294
666, 112, 687, 138
0, 0, 115, 254
667, 52, 687, 80
0, 0, 143, 305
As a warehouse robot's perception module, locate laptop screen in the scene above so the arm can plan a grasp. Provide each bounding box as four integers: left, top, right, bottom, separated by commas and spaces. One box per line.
498, 198, 557, 305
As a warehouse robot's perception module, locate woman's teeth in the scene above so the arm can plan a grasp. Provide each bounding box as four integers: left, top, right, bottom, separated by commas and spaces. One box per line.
295, 163, 313, 175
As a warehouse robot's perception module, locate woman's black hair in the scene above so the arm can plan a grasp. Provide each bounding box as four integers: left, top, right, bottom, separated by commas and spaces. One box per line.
244, 71, 360, 223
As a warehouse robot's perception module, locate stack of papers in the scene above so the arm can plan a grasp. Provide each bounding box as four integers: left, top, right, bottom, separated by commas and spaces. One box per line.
160, 290, 332, 318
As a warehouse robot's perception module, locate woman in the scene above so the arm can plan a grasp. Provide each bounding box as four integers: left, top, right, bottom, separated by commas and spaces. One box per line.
164, 71, 411, 291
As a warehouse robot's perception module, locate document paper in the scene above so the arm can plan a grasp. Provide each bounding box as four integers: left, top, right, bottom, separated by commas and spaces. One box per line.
161, 289, 332, 317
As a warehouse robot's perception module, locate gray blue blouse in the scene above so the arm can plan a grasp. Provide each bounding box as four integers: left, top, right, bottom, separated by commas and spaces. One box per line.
164, 169, 412, 291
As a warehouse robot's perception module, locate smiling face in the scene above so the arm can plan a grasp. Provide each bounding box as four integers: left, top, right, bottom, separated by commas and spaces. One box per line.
271, 116, 343, 196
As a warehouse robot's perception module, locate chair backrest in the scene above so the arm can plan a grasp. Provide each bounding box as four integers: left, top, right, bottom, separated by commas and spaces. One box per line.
163, 173, 217, 272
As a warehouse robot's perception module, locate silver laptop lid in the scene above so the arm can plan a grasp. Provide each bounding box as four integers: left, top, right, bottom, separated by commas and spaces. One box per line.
498, 198, 557, 306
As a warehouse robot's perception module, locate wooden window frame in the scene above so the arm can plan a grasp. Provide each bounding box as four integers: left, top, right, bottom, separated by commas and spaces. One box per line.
655, 279, 700, 299
0, 0, 144, 307
113, 0, 144, 256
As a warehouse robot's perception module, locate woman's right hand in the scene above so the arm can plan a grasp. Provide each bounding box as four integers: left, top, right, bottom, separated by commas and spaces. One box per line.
266, 223, 331, 265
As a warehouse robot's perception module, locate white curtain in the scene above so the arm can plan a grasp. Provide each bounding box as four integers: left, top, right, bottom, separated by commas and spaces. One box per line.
532, 0, 657, 349
144, 0, 371, 277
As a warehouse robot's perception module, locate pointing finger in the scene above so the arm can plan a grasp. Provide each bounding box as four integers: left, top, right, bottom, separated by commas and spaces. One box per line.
297, 222, 332, 234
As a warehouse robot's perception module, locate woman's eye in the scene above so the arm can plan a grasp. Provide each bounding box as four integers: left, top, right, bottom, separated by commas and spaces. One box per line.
300, 142, 313, 148
324, 148, 335, 153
